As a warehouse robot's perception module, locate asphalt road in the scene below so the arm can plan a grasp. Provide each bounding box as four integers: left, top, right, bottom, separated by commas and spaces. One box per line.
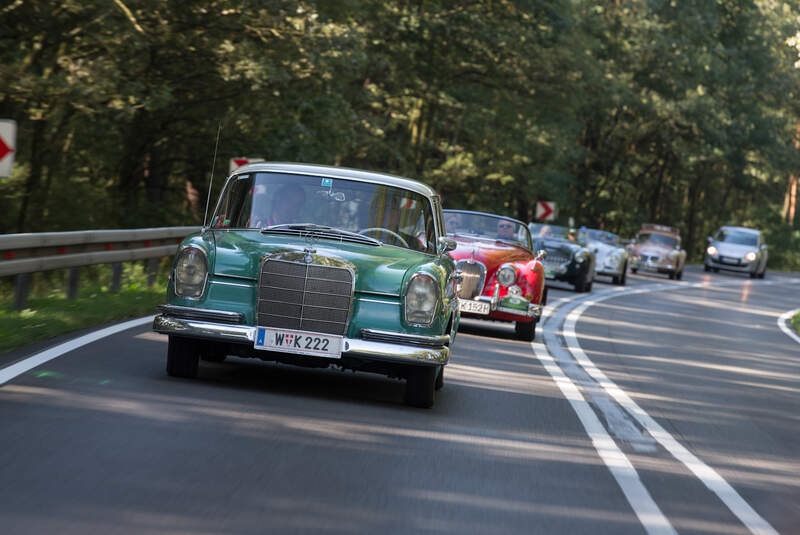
0, 266, 797, 534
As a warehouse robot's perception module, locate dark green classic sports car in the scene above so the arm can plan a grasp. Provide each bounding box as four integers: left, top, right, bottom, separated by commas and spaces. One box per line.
153, 163, 459, 408
529, 223, 596, 292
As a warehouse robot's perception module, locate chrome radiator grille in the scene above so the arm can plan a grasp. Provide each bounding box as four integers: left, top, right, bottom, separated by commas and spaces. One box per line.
456, 260, 486, 299
542, 248, 571, 265
257, 259, 353, 335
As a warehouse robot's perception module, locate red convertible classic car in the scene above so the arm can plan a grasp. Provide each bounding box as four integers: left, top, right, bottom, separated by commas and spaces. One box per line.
444, 210, 546, 340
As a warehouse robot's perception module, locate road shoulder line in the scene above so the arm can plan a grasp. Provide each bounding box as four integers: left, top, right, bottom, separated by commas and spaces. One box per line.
0, 316, 155, 386
777, 307, 800, 345
561, 279, 800, 535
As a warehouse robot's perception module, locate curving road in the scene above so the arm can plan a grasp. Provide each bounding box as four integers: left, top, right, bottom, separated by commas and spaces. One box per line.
0, 267, 798, 534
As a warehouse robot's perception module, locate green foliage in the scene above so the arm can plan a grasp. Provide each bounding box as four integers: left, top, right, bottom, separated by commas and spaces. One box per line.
792, 311, 800, 334
0, 262, 169, 355
1, 0, 799, 267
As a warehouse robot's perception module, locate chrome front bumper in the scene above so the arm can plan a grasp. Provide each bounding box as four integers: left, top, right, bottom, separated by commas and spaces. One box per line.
631, 259, 674, 272
468, 295, 543, 319
152, 315, 449, 367
706, 257, 754, 273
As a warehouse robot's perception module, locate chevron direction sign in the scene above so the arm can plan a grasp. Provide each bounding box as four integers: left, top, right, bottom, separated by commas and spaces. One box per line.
0, 120, 16, 179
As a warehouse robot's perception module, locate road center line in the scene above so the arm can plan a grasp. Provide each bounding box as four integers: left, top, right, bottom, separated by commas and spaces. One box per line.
560, 278, 800, 535
533, 292, 677, 535
0, 316, 155, 386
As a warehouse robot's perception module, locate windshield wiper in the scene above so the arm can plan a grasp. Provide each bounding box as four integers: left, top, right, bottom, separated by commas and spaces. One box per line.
261, 223, 381, 246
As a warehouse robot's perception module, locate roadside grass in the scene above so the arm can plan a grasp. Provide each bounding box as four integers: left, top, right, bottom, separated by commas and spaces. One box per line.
0, 261, 169, 356
792, 312, 800, 334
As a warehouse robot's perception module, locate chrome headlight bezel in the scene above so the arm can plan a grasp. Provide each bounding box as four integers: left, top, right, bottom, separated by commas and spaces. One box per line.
404, 272, 440, 327
173, 245, 208, 299
496, 264, 518, 287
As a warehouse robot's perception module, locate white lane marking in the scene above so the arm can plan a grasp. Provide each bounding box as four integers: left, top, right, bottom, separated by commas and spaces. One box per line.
777, 308, 800, 345
0, 316, 155, 386
532, 335, 677, 535
561, 279, 800, 535
544, 290, 659, 452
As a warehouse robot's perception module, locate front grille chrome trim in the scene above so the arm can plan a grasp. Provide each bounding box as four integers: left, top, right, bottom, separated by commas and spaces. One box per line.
456, 259, 486, 299
257, 258, 355, 336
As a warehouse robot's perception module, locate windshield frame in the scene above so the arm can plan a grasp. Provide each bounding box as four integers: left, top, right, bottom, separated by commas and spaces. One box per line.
443, 209, 533, 251
636, 232, 678, 248
209, 170, 441, 255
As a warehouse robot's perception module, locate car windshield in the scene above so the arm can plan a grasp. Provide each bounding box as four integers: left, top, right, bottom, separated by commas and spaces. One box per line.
637, 232, 677, 247
587, 229, 619, 245
530, 223, 571, 240
715, 229, 758, 246
211, 172, 436, 253
444, 211, 532, 249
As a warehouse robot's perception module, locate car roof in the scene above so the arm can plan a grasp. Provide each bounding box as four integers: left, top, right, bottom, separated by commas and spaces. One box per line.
230, 162, 438, 198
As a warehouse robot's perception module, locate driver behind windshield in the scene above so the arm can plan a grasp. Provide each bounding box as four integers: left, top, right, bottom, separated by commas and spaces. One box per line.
445, 212, 462, 234
263, 184, 306, 227
497, 219, 516, 240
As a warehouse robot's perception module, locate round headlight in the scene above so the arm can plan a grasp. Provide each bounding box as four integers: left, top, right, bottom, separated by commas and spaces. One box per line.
404, 273, 439, 326
745, 251, 757, 262
497, 265, 517, 287
707, 245, 718, 256
575, 252, 586, 264
174, 247, 208, 298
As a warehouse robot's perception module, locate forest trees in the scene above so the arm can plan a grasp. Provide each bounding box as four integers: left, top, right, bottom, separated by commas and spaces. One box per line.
1, 0, 799, 265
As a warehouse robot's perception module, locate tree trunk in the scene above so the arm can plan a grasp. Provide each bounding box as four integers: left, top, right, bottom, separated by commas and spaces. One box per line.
16, 119, 45, 233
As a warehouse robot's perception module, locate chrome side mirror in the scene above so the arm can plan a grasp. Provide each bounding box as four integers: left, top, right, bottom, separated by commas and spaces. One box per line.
438, 236, 457, 254
535, 249, 547, 261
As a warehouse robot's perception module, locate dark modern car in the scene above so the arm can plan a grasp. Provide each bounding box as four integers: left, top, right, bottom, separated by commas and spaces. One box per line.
704, 226, 767, 278
529, 223, 595, 292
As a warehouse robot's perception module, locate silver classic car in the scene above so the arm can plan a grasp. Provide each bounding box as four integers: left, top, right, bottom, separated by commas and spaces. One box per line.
704, 226, 767, 278
586, 229, 629, 285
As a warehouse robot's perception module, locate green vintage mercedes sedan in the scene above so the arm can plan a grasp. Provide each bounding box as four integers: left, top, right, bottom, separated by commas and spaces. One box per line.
153, 163, 459, 408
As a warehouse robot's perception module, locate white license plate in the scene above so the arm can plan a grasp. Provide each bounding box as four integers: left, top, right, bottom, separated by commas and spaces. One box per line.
254, 327, 343, 359
459, 299, 491, 315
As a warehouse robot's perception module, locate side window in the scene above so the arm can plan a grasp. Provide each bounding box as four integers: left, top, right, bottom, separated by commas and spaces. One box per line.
212, 175, 253, 228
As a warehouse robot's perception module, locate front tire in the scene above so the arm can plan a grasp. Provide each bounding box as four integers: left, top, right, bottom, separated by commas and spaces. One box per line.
166, 336, 200, 378
515, 320, 536, 341
435, 367, 444, 390
573, 273, 586, 292
759, 268, 766, 279
676, 269, 683, 280
704, 263, 711, 272
631, 267, 638, 274
405, 366, 437, 408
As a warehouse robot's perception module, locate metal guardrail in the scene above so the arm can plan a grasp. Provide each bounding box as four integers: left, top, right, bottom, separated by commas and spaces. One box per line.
1, 226, 201, 309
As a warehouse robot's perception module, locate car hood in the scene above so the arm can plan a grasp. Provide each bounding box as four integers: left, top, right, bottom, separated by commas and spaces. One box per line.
211, 230, 433, 296
713, 242, 755, 257
590, 241, 623, 261
449, 236, 534, 271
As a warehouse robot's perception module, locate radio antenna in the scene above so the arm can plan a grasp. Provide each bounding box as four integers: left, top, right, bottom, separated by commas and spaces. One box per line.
202, 121, 222, 229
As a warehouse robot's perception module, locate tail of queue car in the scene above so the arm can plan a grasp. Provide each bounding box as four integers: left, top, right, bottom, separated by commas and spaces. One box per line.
153, 163, 460, 408
704, 226, 767, 278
